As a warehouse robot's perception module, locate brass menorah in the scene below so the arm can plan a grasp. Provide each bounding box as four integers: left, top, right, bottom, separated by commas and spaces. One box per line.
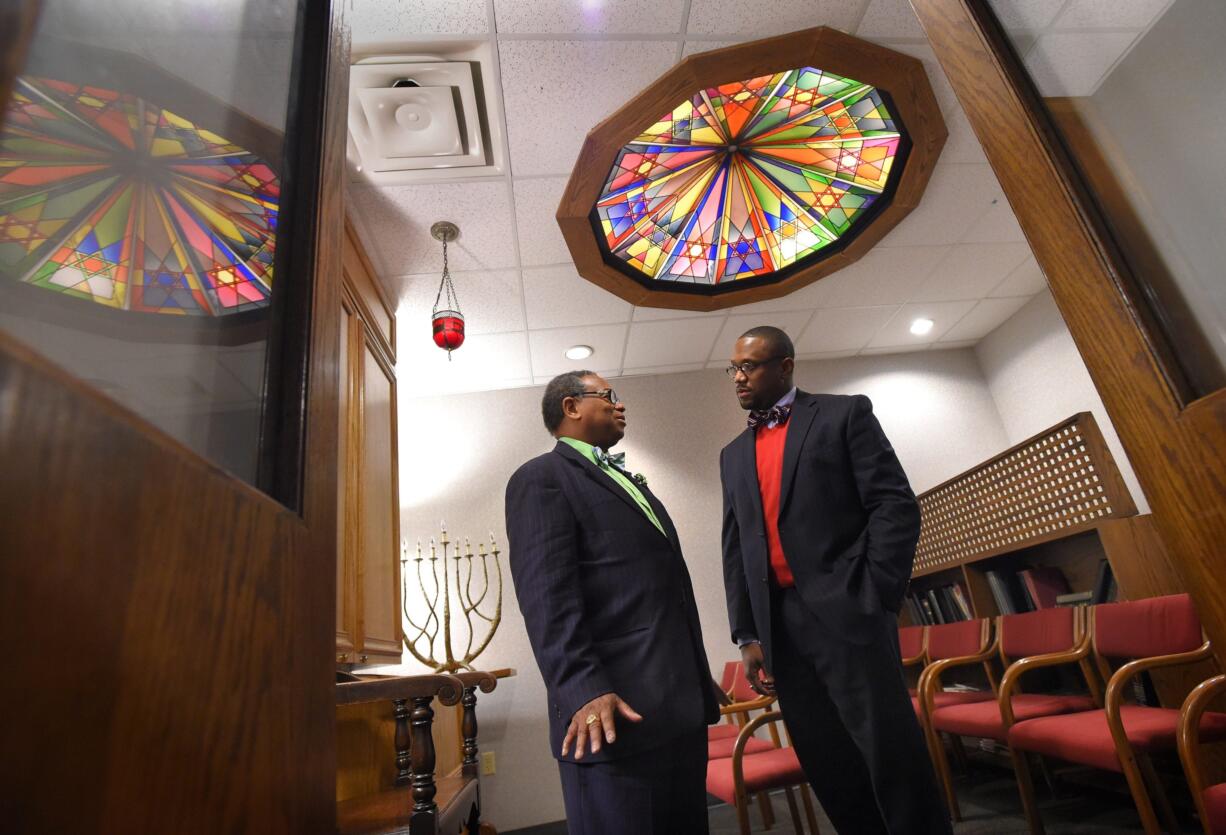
401, 525, 503, 673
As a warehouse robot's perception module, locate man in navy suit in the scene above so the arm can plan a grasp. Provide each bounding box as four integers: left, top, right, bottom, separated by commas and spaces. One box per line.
506, 371, 718, 835
719, 326, 951, 835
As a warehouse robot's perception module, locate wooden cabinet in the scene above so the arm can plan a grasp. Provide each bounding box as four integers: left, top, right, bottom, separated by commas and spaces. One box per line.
337, 220, 402, 665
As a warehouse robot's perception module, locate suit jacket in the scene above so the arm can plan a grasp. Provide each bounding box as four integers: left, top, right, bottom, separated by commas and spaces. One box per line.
720, 392, 920, 663
506, 440, 718, 763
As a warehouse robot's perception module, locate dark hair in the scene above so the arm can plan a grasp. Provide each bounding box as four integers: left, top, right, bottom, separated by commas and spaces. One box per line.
739, 325, 795, 359
542, 370, 595, 433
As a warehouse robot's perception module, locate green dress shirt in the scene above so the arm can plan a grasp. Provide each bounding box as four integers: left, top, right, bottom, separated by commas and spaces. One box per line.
559, 436, 665, 536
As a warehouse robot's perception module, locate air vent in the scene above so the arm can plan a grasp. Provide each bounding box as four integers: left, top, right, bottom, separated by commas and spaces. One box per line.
347, 42, 506, 184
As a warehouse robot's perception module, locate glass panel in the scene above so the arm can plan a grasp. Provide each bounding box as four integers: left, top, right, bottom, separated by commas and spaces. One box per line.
990, 0, 1226, 396
0, 0, 303, 484
593, 68, 904, 287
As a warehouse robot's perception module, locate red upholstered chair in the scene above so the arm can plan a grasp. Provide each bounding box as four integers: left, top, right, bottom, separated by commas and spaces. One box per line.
1178, 673, 1226, 835
706, 710, 821, 835
925, 607, 1099, 821
709, 661, 744, 746
708, 661, 780, 829
899, 625, 927, 694
1008, 594, 1226, 835
913, 619, 997, 810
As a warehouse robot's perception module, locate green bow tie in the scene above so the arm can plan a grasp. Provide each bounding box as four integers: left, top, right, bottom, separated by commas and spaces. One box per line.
592, 447, 626, 471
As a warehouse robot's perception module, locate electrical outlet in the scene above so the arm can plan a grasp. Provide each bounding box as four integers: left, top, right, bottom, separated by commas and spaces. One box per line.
481, 751, 496, 775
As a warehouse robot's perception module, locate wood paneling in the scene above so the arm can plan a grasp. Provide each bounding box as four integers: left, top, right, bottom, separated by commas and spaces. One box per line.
337, 298, 358, 662
557, 26, 947, 310
337, 229, 402, 666
909, 0, 1226, 666
358, 333, 401, 660
343, 218, 396, 364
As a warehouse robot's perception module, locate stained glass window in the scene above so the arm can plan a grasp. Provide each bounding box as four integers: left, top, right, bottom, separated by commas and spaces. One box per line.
0, 76, 279, 316
593, 67, 904, 286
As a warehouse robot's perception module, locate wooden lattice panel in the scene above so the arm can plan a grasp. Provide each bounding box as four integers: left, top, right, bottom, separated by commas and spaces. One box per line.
913, 413, 1137, 575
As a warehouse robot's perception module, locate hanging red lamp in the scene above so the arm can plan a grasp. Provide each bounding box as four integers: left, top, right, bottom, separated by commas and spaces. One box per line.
429, 220, 464, 358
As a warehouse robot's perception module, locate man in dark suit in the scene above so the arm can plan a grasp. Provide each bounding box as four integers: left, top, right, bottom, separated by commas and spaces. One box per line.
506, 370, 718, 835
718, 326, 951, 835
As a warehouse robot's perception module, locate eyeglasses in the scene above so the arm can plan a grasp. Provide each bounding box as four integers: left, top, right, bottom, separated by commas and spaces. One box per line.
725, 357, 784, 378
574, 387, 620, 404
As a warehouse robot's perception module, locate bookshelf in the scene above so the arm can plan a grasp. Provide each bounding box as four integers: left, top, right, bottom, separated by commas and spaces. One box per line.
903, 413, 1201, 706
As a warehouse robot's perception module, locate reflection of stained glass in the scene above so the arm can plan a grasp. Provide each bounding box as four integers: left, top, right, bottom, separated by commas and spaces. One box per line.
0, 76, 279, 315
594, 67, 903, 285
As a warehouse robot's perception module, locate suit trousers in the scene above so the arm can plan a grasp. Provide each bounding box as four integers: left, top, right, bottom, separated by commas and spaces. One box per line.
557, 728, 709, 835
771, 586, 952, 835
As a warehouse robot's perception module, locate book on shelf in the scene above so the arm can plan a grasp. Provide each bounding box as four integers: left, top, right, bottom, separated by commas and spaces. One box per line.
918, 596, 939, 625
1006, 571, 1036, 613
1091, 559, 1117, 604
949, 584, 974, 620
903, 595, 924, 626
984, 570, 1015, 615
925, 589, 948, 624
1019, 566, 1072, 609
1055, 590, 1093, 607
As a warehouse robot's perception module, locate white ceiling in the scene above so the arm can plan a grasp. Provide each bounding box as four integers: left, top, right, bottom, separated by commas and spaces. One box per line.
346, 0, 1172, 396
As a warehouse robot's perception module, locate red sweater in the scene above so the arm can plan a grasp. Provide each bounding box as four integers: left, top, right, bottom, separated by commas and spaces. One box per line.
754, 423, 794, 588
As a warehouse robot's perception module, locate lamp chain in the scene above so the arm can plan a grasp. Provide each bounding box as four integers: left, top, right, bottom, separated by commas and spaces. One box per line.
432, 237, 461, 314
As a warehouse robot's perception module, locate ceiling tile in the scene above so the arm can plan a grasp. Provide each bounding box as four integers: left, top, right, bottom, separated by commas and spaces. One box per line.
499, 39, 677, 176
819, 245, 950, 306
523, 264, 632, 329
394, 269, 526, 335
940, 106, 989, 165
990, 255, 1048, 298
910, 242, 1032, 302
711, 310, 814, 360
493, 0, 687, 34
632, 305, 720, 321
939, 296, 1031, 342
400, 331, 533, 396
1054, 0, 1173, 29
866, 300, 977, 348
513, 176, 572, 267
857, 0, 926, 39
623, 316, 727, 368
885, 42, 959, 116
685, 0, 867, 37
960, 194, 1027, 243
351, 0, 489, 39
877, 163, 1006, 248
529, 324, 629, 376
350, 181, 516, 275
620, 362, 708, 377
985, 0, 1067, 32
1024, 32, 1139, 96
795, 349, 860, 361
794, 306, 897, 353
860, 342, 932, 355
680, 39, 744, 58
720, 274, 839, 315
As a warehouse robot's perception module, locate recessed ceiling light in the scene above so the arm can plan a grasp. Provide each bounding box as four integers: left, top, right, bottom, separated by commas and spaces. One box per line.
910, 317, 934, 336
565, 345, 594, 360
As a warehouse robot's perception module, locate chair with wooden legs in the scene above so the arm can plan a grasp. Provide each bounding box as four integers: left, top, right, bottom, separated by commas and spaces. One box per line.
1178, 673, 1226, 835
899, 624, 927, 697
1009, 593, 1226, 835
707, 710, 821, 835
708, 661, 782, 829
925, 607, 1100, 824
914, 618, 998, 795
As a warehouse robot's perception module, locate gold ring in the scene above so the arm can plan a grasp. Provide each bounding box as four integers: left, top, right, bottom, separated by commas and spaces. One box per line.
585, 713, 599, 726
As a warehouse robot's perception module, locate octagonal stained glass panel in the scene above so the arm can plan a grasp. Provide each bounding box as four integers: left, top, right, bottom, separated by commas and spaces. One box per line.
593, 66, 906, 287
